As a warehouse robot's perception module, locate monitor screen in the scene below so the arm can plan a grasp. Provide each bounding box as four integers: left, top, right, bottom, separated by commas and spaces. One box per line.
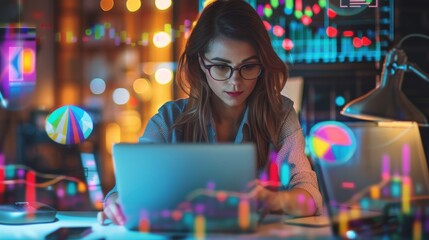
199, 0, 394, 64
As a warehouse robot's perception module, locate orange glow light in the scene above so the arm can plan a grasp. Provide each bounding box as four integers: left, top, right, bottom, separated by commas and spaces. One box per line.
23, 48, 35, 74
100, 0, 114, 11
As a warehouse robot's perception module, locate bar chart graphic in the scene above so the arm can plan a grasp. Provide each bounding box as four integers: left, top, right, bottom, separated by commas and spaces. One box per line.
250, 0, 394, 63
199, 0, 394, 64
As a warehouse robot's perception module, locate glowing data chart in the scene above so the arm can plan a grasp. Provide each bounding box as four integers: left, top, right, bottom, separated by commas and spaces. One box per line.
45, 105, 93, 145
308, 121, 357, 165
242, 0, 394, 63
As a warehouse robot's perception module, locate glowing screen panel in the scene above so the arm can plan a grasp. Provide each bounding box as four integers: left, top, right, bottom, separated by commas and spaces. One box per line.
308, 121, 357, 165
199, 0, 394, 64
0, 26, 36, 110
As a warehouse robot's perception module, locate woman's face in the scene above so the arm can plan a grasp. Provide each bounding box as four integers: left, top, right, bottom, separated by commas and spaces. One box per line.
200, 37, 260, 109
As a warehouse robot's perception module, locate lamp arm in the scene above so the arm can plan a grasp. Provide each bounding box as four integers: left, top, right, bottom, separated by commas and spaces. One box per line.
405, 62, 429, 82
392, 33, 429, 82
391, 61, 429, 83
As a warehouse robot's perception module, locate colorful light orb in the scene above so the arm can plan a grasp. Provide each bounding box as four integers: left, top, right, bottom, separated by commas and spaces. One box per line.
45, 105, 93, 145
308, 121, 356, 165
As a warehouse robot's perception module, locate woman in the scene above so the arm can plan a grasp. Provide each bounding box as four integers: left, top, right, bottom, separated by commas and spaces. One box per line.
99, 0, 322, 225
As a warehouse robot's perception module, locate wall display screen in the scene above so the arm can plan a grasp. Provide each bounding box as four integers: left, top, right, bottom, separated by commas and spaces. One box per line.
0, 26, 36, 110
199, 0, 394, 64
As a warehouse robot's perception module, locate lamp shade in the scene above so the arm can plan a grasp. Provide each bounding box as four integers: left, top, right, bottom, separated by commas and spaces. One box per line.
341, 49, 428, 125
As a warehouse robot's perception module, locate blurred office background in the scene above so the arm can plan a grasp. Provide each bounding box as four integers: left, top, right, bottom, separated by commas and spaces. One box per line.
0, 0, 428, 210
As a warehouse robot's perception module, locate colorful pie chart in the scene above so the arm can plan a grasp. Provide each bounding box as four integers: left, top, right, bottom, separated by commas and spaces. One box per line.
308, 121, 356, 164
45, 105, 93, 145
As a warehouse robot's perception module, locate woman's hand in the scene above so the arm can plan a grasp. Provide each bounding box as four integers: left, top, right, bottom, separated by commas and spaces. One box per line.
97, 192, 126, 225
248, 180, 317, 217
248, 180, 284, 215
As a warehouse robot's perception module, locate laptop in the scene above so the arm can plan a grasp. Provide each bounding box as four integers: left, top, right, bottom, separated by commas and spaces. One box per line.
112, 143, 259, 233
309, 121, 429, 238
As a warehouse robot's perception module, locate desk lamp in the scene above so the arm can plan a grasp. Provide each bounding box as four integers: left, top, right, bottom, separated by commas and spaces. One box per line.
341, 34, 429, 125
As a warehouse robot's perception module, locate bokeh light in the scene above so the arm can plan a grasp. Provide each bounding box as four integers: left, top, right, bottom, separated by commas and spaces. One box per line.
126, 0, 141, 12
335, 96, 346, 106
23, 49, 35, 73
326, 26, 338, 38
100, 0, 114, 11
142, 63, 155, 75
106, 122, 120, 154
154, 68, 173, 85
273, 25, 285, 37
90, 78, 106, 95
155, 0, 172, 10
118, 110, 142, 133
133, 78, 153, 102
153, 31, 171, 48
282, 38, 294, 51
112, 88, 130, 105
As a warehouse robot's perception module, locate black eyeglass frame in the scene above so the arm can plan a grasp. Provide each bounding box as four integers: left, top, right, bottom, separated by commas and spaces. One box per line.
200, 55, 263, 81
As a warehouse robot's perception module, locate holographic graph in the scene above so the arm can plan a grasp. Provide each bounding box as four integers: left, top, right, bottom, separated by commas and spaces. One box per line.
136, 187, 258, 236
0, 158, 87, 205
135, 149, 296, 236
343, 144, 421, 213
335, 144, 429, 238
256, 0, 394, 63
1, 152, 102, 210
258, 149, 291, 188
311, 122, 429, 237
253, 0, 394, 63
199, 0, 394, 63
308, 121, 357, 165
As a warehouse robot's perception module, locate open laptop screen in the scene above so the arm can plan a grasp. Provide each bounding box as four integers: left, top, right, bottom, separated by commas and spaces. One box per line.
112, 143, 259, 233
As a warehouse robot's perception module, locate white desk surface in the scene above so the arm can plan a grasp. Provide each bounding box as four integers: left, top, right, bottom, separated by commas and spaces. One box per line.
0, 211, 332, 239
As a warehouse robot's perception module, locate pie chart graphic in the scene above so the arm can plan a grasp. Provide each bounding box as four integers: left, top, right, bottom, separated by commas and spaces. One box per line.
45, 105, 93, 145
308, 121, 356, 164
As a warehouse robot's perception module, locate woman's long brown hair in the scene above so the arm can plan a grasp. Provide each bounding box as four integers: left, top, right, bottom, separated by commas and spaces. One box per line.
172, 0, 288, 170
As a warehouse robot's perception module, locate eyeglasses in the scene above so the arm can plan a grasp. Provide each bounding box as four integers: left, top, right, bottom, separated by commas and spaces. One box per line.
200, 56, 262, 81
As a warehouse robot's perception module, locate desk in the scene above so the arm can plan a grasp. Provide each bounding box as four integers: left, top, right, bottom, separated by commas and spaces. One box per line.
0, 212, 332, 239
